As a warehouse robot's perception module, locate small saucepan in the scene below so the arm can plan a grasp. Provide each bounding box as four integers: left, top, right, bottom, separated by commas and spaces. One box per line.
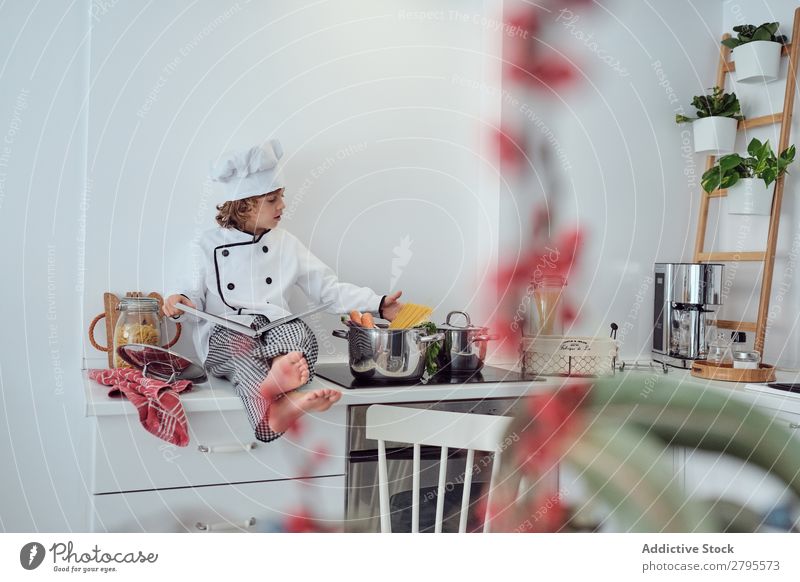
435, 311, 498, 375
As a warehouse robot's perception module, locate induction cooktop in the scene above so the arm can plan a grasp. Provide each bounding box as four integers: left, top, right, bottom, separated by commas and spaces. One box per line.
314, 363, 537, 389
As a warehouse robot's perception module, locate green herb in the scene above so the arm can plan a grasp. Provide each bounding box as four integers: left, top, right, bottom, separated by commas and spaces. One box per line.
721, 22, 788, 49
415, 321, 441, 376
675, 86, 743, 124
701, 138, 796, 192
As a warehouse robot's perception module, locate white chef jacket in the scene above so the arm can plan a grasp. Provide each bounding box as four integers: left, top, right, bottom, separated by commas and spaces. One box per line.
173, 226, 384, 362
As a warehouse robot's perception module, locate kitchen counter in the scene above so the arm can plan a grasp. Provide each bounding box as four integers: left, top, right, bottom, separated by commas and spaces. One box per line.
82, 358, 800, 532
83, 356, 570, 417
83, 357, 800, 418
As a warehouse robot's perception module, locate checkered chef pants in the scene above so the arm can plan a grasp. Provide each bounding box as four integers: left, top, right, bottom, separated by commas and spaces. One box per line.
205, 315, 319, 443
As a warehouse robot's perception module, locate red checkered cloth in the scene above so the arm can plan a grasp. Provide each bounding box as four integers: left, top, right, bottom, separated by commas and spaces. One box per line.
89, 368, 193, 447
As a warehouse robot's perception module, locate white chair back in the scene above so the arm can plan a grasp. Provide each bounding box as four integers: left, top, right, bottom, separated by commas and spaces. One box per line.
365, 404, 514, 533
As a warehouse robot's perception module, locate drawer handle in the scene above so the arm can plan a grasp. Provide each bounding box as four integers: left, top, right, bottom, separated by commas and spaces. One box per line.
197, 442, 257, 454
195, 517, 256, 532
789, 422, 800, 430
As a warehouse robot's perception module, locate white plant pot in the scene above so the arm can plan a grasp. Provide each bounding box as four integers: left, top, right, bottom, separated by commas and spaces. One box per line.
732, 40, 782, 83
727, 178, 773, 215
692, 116, 738, 155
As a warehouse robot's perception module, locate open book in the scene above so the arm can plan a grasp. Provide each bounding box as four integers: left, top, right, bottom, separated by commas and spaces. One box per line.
175, 301, 335, 338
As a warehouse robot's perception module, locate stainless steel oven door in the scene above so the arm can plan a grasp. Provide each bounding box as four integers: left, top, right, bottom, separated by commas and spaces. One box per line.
345, 398, 523, 533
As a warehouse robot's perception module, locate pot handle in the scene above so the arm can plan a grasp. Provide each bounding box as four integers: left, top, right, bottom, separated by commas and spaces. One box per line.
445, 310, 471, 328
332, 329, 349, 340
419, 332, 444, 343
472, 334, 500, 343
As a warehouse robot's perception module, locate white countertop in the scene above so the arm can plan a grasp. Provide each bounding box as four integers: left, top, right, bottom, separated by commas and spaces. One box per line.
83, 357, 800, 419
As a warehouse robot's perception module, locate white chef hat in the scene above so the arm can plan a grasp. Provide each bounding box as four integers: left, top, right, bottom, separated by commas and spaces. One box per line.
209, 139, 285, 202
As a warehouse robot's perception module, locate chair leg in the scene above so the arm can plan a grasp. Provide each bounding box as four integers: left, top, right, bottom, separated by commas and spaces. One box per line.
459, 449, 475, 533
483, 450, 502, 533
435, 446, 448, 533
377, 439, 391, 533
412, 443, 420, 533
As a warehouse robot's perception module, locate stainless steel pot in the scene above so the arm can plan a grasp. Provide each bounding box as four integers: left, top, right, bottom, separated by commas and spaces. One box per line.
332, 325, 444, 381
435, 311, 498, 375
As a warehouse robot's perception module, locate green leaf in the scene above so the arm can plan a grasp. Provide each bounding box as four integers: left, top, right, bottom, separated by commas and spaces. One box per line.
415, 321, 440, 376
589, 376, 800, 499
721, 38, 741, 49
720, 172, 740, 189
752, 26, 772, 41
675, 114, 693, 124
565, 420, 719, 533
719, 153, 742, 171
701, 166, 722, 193
747, 137, 763, 157
780, 145, 796, 165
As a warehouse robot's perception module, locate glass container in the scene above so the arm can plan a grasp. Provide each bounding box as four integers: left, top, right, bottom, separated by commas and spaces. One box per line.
528, 275, 567, 336
113, 297, 163, 368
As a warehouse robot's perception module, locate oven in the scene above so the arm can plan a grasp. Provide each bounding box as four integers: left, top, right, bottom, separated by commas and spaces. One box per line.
344, 397, 525, 533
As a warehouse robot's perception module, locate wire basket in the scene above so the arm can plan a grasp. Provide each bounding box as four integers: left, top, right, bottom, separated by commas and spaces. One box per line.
521, 336, 618, 377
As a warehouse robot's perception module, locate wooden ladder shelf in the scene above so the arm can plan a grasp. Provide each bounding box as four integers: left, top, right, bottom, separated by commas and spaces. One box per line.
694, 7, 800, 357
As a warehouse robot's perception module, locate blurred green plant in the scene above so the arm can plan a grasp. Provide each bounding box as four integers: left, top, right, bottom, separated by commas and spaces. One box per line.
490, 375, 800, 532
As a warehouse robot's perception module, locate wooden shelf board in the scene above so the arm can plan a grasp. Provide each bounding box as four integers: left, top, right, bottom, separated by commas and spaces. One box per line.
697, 251, 766, 262
713, 320, 758, 332
739, 113, 783, 129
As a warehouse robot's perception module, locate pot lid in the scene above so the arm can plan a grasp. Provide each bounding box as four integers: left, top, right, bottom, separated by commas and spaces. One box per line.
116, 343, 207, 383
438, 310, 487, 331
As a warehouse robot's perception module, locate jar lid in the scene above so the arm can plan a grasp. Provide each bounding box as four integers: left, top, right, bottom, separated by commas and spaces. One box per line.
732, 350, 760, 362
533, 275, 567, 288
119, 297, 160, 312
116, 343, 207, 383
438, 310, 486, 332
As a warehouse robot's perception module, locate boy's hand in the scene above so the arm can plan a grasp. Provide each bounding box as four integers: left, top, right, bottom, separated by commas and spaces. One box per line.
163, 294, 196, 318
381, 290, 403, 321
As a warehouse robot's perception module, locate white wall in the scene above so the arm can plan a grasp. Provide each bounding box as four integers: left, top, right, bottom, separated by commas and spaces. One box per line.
0, 0, 504, 532
498, 0, 726, 361
0, 3, 91, 531
83, 0, 503, 364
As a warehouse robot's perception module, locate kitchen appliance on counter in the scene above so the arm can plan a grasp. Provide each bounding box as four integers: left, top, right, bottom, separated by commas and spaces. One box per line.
345, 397, 531, 532
314, 362, 529, 389
331, 325, 444, 382
652, 262, 724, 369
435, 310, 498, 375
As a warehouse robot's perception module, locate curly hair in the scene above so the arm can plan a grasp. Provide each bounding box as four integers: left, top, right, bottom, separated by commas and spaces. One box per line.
216, 188, 285, 230
215, 194, 260, 230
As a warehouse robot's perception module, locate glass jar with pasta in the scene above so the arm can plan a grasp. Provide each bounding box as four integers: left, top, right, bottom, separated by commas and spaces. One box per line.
113, 297, 163, 368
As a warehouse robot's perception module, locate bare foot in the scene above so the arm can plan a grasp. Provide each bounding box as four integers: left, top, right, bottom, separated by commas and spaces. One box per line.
268, 388, 342, 433
258, 352, 309, 399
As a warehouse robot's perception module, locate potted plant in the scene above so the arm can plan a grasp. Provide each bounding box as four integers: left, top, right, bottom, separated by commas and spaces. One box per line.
701, 138, 795, 214
675, 86, 743, 154
722, 22, 789, 83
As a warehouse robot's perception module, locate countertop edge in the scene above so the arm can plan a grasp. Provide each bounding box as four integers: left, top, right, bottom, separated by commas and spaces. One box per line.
83, 362, 800, 419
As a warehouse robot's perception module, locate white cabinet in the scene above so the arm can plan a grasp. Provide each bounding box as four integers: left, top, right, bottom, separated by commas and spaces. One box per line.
93, 407, 346, 493
89, 403, 347, 532
91, 475, 345, 533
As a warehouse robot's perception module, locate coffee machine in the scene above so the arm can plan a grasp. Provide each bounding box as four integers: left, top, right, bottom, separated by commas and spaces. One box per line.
652, 262, 724, 369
